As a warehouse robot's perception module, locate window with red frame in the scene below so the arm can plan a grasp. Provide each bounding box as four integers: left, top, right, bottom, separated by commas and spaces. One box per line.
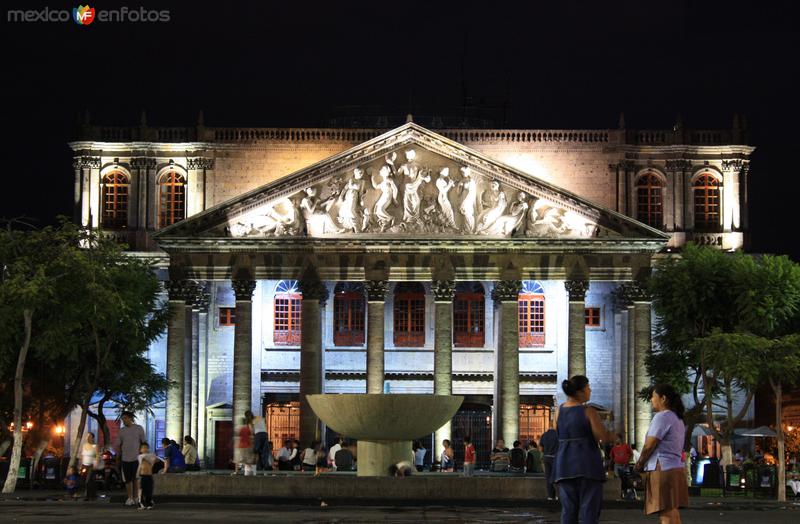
585, 307, 601, 327
393, 282, 425, 347
274, 280, 301, 345
519, 281, 545, 347
693, 173, 721, 231
454, 282, 485, 347
158, 170, 186, 228
333, 282, 365, 346
635, 173, 663, 229
219, 307, 236, 326
101, 171, 130, 229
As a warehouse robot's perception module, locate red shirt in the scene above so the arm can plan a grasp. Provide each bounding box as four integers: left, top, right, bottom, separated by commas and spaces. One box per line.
464, 443, 476, 464
610, 443, 633, 465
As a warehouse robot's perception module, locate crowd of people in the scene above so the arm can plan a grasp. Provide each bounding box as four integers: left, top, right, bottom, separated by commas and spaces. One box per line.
63, 379, 697, 522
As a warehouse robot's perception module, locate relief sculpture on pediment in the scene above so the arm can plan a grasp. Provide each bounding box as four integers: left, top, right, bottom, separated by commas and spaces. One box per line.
226, 146, 599, 239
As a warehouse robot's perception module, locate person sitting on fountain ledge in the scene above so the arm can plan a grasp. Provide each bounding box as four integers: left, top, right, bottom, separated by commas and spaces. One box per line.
388, 461, 415, 477
334, 441, 355, 472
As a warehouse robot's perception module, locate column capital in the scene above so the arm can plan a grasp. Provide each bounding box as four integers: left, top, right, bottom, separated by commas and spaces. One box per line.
364, 280, 388, 302
564, 280, 589, 301
611, 284, 633, 312
231, 278, 256, 301
298, 279, 329, 306
192, 282, 210, 312
432, 280, 455, 302
492, 280, 522, 303
166, 279, 196, 302
626, 281, 652, 303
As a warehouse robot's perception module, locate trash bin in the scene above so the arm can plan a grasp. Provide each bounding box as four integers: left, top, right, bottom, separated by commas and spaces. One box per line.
702, 461, 723, 488
41, 456, 61, 489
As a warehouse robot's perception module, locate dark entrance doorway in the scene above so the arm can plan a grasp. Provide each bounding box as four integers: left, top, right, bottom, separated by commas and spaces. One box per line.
214, 420, 233, 469
451, 402, 492, 470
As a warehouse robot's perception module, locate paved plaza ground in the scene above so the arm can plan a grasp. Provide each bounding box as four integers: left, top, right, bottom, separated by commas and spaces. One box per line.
1, 498, 798, 523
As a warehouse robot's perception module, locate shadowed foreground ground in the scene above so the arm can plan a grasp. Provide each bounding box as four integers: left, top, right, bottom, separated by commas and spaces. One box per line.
0, 499, 798, 523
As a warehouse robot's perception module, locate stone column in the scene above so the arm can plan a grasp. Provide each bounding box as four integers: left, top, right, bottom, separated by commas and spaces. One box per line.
165, 279, 191, 442
231, 278, 256, 464
183, 298, 194, 438
432, 280, 455, 460
196, 290, 210, 466
189, 285, 205, 443
365, 280, 388, 394
626, 303, 636, 444
613, 285, 633, 440
565, 280, 588, 378
493, 280, 522, 443
630, 282, 653, 448
298, 279, 328, 445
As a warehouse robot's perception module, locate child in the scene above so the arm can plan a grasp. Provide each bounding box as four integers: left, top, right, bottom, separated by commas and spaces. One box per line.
64, 466, 78, 499
137, 442, 161, 510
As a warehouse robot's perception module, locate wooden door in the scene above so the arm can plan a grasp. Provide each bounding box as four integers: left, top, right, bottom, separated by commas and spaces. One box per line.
214, 421, 233, 469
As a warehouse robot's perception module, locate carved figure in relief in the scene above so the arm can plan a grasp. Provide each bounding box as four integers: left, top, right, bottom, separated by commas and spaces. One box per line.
458, 166, 478, 233
300, 187, 343, 234
371, 164, 398, 232
387, 149, 430, 223
229, 198, 302, 237
435, 167, 456, 228
475, 180, 507, 233
483, 191, 528, 236
337, 167, 368, 233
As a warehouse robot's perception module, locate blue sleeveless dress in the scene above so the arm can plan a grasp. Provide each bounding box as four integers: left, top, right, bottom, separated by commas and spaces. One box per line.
551, 405, 605, 483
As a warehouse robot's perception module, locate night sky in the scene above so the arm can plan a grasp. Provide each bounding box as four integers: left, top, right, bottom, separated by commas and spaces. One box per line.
2, 1, 798, 260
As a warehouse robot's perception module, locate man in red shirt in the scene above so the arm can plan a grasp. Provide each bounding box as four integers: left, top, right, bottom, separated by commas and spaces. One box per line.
463, 436, 476, 477
609, 435, 633, 498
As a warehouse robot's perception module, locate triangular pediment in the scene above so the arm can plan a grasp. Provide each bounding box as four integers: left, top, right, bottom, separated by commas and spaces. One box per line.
155, 123, 668, 243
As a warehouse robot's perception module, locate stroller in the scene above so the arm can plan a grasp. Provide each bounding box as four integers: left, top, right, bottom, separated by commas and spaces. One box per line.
620, 465, 642, 501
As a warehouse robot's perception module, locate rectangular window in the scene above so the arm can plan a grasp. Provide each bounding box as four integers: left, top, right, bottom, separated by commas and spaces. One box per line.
274, 295, 302, 345
453, 295, 485, 347
519, 295, 545, 347
333, 293, 366, 346
394, 294, 425, 347
219, 307, 236, 326
585, 307, 601, 327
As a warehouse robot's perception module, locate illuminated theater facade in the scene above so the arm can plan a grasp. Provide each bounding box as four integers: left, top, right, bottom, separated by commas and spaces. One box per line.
68, 116, 752, 466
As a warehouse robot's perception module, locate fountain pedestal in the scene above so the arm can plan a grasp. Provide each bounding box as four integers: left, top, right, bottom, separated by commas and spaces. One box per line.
306, 394, 463, 477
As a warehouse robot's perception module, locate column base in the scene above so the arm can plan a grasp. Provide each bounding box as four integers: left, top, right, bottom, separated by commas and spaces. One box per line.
357, 440, 412, 477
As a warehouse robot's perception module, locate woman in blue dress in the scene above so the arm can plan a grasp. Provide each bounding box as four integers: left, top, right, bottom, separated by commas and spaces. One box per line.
552, 375, 618, 524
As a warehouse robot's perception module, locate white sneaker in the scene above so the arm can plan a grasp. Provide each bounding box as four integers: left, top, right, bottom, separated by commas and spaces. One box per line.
125, 498, 135, 506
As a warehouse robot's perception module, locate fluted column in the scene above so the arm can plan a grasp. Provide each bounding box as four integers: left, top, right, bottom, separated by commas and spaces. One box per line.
565, 280, 588, 377
298, 279, 328, 445
613, 285, 633, 440
365, 280, 388, 394
166, 279, 192, 442
432, 280, 455, 460
189, 284, 207, 443
183, 297, 194, 439
493, 280, 522, 443
196, 290, 210, 466
231, 278, 256, 464
627, 282, 653, 448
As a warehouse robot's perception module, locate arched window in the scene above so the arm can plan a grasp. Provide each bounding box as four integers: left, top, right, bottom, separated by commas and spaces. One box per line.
454, 282, 485, 347
693, 173, 721, 231
519, 281, 545, 348
158, 170, 186, 228
333, 282, 365, 346
393, 282, 425, 347
101, 171, 130, 229
274, 280, 301, 346
635, 173, 663, 229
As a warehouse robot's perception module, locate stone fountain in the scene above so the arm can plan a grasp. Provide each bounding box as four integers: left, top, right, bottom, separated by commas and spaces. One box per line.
306, 394, 463, 477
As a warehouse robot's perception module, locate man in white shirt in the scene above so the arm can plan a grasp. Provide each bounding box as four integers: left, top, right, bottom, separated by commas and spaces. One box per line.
328, 438, 343, 471
276, 440, 293, 471
113, 411, 146, 506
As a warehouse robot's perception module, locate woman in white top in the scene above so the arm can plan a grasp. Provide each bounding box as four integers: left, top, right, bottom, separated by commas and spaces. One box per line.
302, 440, 318, 472
81, 432, 99, 501
182, 435, 199, 471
